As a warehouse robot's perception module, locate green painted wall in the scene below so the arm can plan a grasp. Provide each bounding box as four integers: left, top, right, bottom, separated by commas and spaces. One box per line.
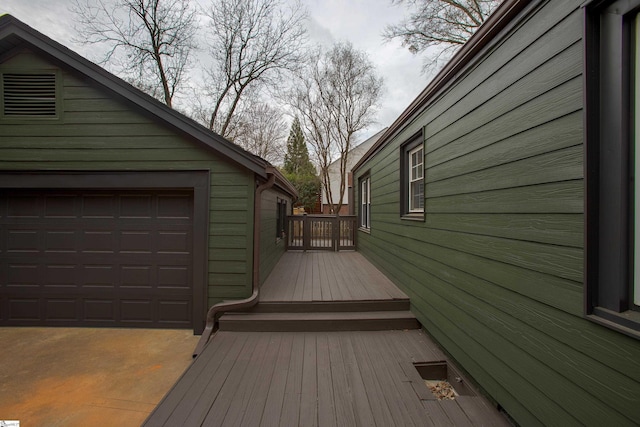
258, 188, 290, 285
355, 1, 640, 425
0, 48, 255, 310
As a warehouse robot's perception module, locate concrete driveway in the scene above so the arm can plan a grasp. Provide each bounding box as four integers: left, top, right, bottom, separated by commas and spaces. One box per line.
0, 327, 199, 427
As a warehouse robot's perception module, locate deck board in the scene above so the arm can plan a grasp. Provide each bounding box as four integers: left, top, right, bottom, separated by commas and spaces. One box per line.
158, 331, 240, 425
200, 333, 263, 426
317, 334, 337, 427
360, 334, 424, 426
349, 332, 398, 427
292, 254, 306, 301
260, 252, 410, 303
423, 401, 455, 426
220, 333, 275, 426
439, 400, 474, 427
259, 333, 293, 427
277, 333, 304, 427
146, 330, 510, 427
300, 333, 319, 427
327, 334, 357, 426
338, 333, 377, 427
177, 333, 249, 426
333, 252, 359, 300
238, 334, 282, 427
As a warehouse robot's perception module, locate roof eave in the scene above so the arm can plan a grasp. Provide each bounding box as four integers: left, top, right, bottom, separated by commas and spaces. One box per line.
353, 0, 535, 173
264, 166, 299, 199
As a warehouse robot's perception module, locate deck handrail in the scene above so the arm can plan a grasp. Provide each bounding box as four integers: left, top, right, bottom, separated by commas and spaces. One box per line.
286, 214, 356, 251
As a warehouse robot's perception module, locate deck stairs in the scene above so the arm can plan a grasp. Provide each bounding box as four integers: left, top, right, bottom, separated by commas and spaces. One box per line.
218, 298, 420, 332
218, 251, 421, 333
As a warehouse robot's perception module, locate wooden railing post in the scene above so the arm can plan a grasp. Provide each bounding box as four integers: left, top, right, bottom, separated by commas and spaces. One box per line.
303, 214, 311, 251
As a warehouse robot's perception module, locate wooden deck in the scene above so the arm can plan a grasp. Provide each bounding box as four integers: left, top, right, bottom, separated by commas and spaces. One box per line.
144, 330, 510, 427
145, 251, 510, 426
219, 252, 417, 332
259, 251, 408, 303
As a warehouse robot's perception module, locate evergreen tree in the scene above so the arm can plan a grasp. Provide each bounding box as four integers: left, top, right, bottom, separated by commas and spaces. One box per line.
283, 117, 315, 176
285, 173, 321, 213
283, 117, 320, 212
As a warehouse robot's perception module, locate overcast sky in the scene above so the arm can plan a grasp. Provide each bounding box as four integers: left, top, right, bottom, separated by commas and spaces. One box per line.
0, 0, 432, 141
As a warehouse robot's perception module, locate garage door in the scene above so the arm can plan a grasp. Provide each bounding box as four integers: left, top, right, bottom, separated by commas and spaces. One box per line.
0, 189, 194, 328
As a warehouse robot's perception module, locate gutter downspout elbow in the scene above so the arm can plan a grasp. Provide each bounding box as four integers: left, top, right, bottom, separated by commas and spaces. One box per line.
193, 169, 277, 358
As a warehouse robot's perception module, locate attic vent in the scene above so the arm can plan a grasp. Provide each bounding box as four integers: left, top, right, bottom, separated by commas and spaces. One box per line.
3, 73, 57, 117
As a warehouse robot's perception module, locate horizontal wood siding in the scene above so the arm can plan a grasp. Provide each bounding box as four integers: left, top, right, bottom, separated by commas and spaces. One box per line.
0, 49, 255, 310
355, 1, 640, 426
259, 188, 290, 285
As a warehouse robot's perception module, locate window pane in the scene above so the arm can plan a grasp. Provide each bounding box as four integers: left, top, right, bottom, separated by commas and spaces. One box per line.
411, 184, 417, 210
410, 147, 424, 181
362, 180, 368, 203
410, 181, 424, 211
364, 205, 369, 228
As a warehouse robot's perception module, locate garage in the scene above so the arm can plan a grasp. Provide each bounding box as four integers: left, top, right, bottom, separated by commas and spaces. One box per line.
0, 172, 209, 330
0, 188, 194, 328
0, 15, 296, 335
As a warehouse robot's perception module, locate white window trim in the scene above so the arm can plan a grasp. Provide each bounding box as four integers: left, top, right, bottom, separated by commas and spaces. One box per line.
360, 176, 370, 229
408, 144, 424, 213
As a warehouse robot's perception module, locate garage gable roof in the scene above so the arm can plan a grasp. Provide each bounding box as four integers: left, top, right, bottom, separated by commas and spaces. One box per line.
0, 14, 296, 198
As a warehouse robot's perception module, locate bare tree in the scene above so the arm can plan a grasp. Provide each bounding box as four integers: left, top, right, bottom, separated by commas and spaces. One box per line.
290, 62, 334, 209
204, 0, 307, 138
383, 0, 503, 71
71, 0, 198, 107
229, 102, 287, 165
291, 42, 383, 214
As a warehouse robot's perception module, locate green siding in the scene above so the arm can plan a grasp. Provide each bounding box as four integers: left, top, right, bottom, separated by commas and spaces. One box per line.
0, 48, 255, 311
258, 189, 290, 285
355, 1, 640, 426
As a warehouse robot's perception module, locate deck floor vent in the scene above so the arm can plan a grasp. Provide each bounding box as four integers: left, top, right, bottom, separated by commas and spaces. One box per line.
414, 361, 475, 400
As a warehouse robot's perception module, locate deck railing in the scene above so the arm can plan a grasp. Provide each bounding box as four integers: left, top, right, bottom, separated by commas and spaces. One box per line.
286, 215, 356, 251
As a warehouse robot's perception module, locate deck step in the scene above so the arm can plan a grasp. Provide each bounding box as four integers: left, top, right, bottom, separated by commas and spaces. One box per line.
218, 310, 420, 332
251, 299, 410, 313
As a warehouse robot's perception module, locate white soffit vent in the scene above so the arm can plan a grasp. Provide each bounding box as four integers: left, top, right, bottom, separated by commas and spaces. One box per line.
3, 73, 56, 116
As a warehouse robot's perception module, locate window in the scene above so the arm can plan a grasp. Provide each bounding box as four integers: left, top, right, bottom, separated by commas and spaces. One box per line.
409, 145, 424, 212
400, 131, 425, 219
360, 174, 371, 229
276, 198, 287, 239
1, 71, 60, 119
585, 0, 640, 337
